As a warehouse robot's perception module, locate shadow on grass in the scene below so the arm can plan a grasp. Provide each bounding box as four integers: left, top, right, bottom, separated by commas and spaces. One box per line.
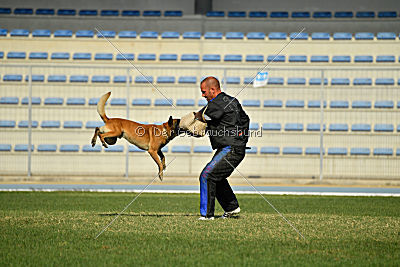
98, 213, 198, 217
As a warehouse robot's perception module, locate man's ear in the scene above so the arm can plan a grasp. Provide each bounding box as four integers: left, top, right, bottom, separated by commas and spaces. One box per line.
168, 116, 173, 126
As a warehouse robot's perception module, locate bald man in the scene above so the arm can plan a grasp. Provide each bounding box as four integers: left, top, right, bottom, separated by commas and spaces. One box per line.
195, 76, 250, 220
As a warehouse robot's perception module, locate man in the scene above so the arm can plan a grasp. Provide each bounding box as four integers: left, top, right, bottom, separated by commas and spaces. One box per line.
195, 76, 250, 220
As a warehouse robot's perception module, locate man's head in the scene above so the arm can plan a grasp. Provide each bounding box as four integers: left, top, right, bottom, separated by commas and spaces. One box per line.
200, 76, 221, 101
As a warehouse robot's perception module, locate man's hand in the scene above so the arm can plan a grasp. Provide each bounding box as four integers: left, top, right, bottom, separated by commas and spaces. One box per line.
194, 111, 206, 122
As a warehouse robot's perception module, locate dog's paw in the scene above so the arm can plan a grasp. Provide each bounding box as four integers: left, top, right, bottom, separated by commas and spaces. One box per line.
102, 142, 108, 148
158, 172, 163, 181
91, 139, 96, 147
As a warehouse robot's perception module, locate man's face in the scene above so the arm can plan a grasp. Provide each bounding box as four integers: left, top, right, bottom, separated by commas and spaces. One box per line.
200, 82, 214, 101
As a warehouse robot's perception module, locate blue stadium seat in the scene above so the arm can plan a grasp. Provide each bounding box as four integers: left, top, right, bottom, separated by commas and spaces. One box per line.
311, 32, 330, 40
270, 12, 288, 18
204, 32, 223, 39
333, 32, 352, 40
116, 53, 134, 60
154, 99, 173, 106
356, 11, 375, 18
243, 77, 253, 84
164, 10, 182, 17
290, 32, 308, 40
330, 100, 349, 108
75, 30, 94, 38
85, 121, 104, 128
284, 123, 303, 131
57, 9, 76, 16
375, 78, 394, 85
0, 8, 11, 14
352, 101, 371, 109
157, 76, 175, 83
332, 55, 351, 63
329, 124, 348, 131
373, 148, 393, 156
224, 54, 242, 62
310, 55, 329, 62
350, 148, 370, 156
70, 75, 88, 83
249, 11, 267, 18
264, 100, 283, 107
225, 32, 244, 39
66, 98, 85, 105
129, 145, 146, 152
104, 145, 124, 152
376, 55, 395, 62
21, 97, 41, 105
331, 78, 350, 85
118, 31, 137, 38
14, 144, 35, 152
353, 78, 372, 85
7, 52, 26, 59
289, 55, 307, 62
73, 53, 91, 60
307, 100, 327, 108
268, 32, 287, 40
249, 122, 259, 130
355, 32, 374, 40
79, 10, 97, 16
267, 77, 284, 85
0, 29, 7, 36
181, 54, 199, 61
171, 146, 191, 153
374, 124, 394, 132
29, 52, 48, 59
397, 148, 400, 156
138, 53, 156, 60
206, 11, 225, 17
228, 11, 246, 17
291, 12, 310, 18
286, 100, 305, 108
110, 98, 126, 106
176, 99, 195, 106
313, 11, 332, 18
101, 10, 119, 16
0, 120, 16, 128
306, 124, 326, 131
225, 77, 240, 84
94, 53, 113, 60
25, 75, 45, 82
161, 32, 180, 39
97, 31, 116, 38
82, 144, 101, 152
44, 97, 63, 105
37, 144, 57, 152
51, 52, 70, 59
113, 76, 131, 83
267, 55, 285, 62
0, 51, 3, 58
32, 29, 51, 37
41, 120, 61, 128
135, 76, 154, 83
10, 29, 29, 37
0, 144, 12, 152
14, 8, 33, 15
18, 121, 38, 128
246, 55, 263, 62
3, 74, 22, 81
203, 54, 221, 61
328, 148, 347, 155
178, 76, 197, 83
247, 32, 266, 40
60, 145, 80, 152
242, 100, 260, 107
143, 10, 161, 16
140, 31, 158, 38
262, 123, 281, 131
132, 98, 151, 106
198, 99, 207, 106
305, 147, 325, 155
335, 11, 353, 18
354, 55, 373, 62
246, 146, 258, 154
182, 32, 201, 39
48, 75, 66, 82
260, 146, 280, 154
287, 78, 306, 85
283, 147, 302, 155
374, 100, 394, 109
378, 11, 397, 18
64, 121, 83, 128
121, 10, 140, 16
377, 32, 396, 40
91, 75, 110, 83
0, 97, 19, 104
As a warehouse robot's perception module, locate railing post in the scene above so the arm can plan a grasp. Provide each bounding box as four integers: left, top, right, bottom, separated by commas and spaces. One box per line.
319, 69, 325, 181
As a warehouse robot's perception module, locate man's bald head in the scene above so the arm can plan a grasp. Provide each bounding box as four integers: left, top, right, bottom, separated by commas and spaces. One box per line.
200, 76, 222, 101
201, 76, 221, 90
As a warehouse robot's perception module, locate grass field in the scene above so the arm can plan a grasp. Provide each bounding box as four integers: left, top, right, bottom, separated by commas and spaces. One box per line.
0, 192, 399, 266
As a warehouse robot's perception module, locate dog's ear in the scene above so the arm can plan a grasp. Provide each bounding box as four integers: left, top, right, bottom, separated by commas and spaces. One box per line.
168, 116, 173, 126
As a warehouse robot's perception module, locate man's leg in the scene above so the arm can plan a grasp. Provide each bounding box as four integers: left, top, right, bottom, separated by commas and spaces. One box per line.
216, 179, 239, 212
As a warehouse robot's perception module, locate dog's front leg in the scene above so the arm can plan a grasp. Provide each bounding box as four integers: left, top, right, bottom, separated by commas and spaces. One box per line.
148, 149, 164, 181
157, 150, 166, 170
91, 127, 100, 147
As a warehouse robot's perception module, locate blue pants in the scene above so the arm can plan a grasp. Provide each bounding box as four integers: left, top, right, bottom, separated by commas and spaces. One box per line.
199, 146, 245, 217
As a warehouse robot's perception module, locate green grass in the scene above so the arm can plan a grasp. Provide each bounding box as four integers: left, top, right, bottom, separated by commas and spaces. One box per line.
0, 192, 399, 266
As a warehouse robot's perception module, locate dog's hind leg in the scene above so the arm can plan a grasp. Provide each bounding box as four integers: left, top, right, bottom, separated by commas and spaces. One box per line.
91, 127, 100, 147
148, 149, 164, 181
157, 150, 166, 170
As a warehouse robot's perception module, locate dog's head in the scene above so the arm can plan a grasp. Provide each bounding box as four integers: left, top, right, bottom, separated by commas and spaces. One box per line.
167, 116, 181, 139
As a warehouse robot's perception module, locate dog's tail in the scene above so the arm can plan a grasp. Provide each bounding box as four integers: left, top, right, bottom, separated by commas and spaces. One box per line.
97, 92, 111, 122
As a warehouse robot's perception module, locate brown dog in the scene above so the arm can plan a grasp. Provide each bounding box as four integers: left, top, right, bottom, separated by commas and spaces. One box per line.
91, 92, 180, 180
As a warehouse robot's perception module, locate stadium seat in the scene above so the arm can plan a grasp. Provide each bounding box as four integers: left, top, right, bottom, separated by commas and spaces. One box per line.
91, 75, 110, 83
10, 29, 29, 37
21, 97, 41, 105
332, 55, 351, 63
290, 32, 308, 40
225, 32, 244, 39
193, 146, 213, 153
138, 53, 156, 60
249, 122, 259, 130
333, 32, 352, 40
70, 75, 88, 83
100, 10, 118, 16
48, 75, 66, 82
181, 54, 199, 61
110, 98, 126, 106
129, 145, 145, 152
286, 100, 305, 108
245, 55, 263, 62
247, 32, 266, 40
373, 148, 393, 156
375, 78, 394, 85
206, 11, 224, 17
198, 99, 207, 106
14, 144, 34, 152
182, 32, 201, 39
60, 145, 80, 152
75, 30, 94, 38
355, 32, 374, 40
331, 78, 350, 85
44, 97, 63, 105
356, 11, 375, 18
289, 55, 307, 62
329, 124, 348, 131
376, 55, 395, 62
7, 52, 26, 59
374, 124, 394, 132
121, 10, 140, 16
95, 53, 113, 60
51, 52, 70, 59
172, 146, 191, 153
82, 144, 101, 152
352, 101, 371, 109
143, 10, 161, 16
287, 78, 306, 85
14, 8, 33, 15
0, 144, 11, 152
307, 100, 327, 108
32, 29, 51, 37
85, 121, 104, 128
330, 100, 349, 108
203, 54, 221, 61
0, 8, 11, 14
374, 100, 394, 109
154, 99, 173, 106
57, 9, 76, 16
161, 32, 180, 39
313, 11, 332, 18
268, 32, 287, 40
0, 97, 19, 104
66, 98, 85, 105
73, 53, 91, 60
225, 77, 240, 84
291, 11, 310, 18
267, 55, 285, 62
354, 55, 373, 63
242, 100, 260, 107
353, 78, 372, 85
224, 54, 242, 62
284, 123, 303, 131
249, 11, 267, 18
157, 76, 175, 83
41, 120, 61, 128
132, 98, 151, 106
377, 32, 396, 40
140, 31, 158, 38
243, 77, 253, 84
267, 77, 284, 85
350, 148, 370, 156
25, 75, 45, 82
176, 99, 195, 106
246, 146, 258, 154
79, 10, 97, 16
29, 52, 48, 59
378, 11, 397, 18
305, 147, 325, 155
178, 76, 196, 83
306, 123, 326, 131
328, 148, 347, 155
116, 53, 134, 60
135, 76, 153, 83
3, 74, 22, 82
118, 31, 137, 38
335, 11, 353, 18
37, 144, 57, 152
397, 149, 400, 156
310, 55, 329, 62
282, 147, 302, 155
104, 145, 124, 152
18, 121, 38, 128
264, 100, 283, 107
262, 123, 281, 131
63, 121, 83, 128
311, 32, 330, 40
270, 12, 288, 18
0, 29, 7, 36
164, 10, 182, 17
204, 32, 223, 39
96, 31, 116, 38
228, 11, 246, 17
260, 146, 280, 154
0, 120, 16, 128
